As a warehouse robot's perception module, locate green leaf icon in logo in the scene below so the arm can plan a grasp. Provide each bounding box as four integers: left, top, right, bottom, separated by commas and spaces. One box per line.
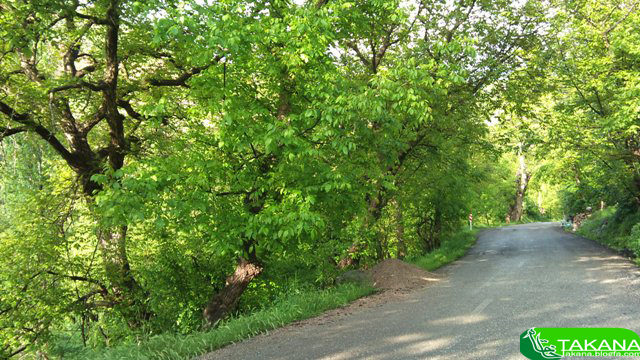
521, 328, 563, 360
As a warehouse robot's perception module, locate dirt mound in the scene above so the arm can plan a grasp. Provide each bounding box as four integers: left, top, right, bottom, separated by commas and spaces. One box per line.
366, 258, 440, 291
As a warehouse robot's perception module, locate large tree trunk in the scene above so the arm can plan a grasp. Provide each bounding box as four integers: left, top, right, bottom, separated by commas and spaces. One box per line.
203, 257, 263, 326
431, 206, 442, 250
425, 207, 443, 252
97, 227, 134, 293
369, 193, 386, 261
97, 226, 149, 326
509, 149, 530, 222
201, 59, 291, 325
338, 191, 388, 267
95, 0, 150, 326
393, 198, 406, 259
417, 206, 442, 253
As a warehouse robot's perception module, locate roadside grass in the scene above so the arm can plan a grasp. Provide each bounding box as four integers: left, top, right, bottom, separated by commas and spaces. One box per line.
576, 206, 628, 248
59, 228, 485, 360
409, 227, 482, 271
65, 283, 374, 360
575, 206, 640, 264
575, 207, 613, 236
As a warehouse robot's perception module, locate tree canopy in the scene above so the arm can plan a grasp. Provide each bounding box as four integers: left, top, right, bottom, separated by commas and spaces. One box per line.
1, 0, 638, 357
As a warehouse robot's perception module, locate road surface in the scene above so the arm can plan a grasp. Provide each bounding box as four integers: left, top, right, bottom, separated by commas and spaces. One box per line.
201, 222, 640, 359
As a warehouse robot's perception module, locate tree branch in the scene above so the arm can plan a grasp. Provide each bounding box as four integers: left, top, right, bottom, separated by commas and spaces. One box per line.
0, 126, 28, 140
446, 0, 476, 43
48, 81, 106, 94
0, 100, 30, 123
76, 65, 97, 78
604, 0, 639, 36
148, 57, 223, 88
81, 107, 106, 135
117, 99, 145, 134
0, 100, 79, 165
215, 190, 250, 197
345, 41, 372, 69
315, 0, 329, 8
116, 99, 142, 120
46, 270, 109, 294
376, 26, 402, 66
73, 11, 109, 25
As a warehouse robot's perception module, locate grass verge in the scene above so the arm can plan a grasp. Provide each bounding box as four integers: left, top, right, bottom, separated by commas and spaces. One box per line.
575, 207, 623, 247
574, 206, 640, 265
67, 283, 374, 360
61, 227, 483, 360
409, 227, 481, 271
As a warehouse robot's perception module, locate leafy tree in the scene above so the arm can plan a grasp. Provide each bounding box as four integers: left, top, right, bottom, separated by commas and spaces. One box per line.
542, 0, 640, 212
0, 0, 226, 353
0, 0, 568, 357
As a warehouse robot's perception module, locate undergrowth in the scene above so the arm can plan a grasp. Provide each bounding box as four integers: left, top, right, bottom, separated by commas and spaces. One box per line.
410, 227, 481, 271
54, 284, 374, 360
576, 206, 640, 262
56, 228, 484, 360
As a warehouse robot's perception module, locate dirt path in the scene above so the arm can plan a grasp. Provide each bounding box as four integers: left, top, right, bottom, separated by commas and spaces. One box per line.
200, 223, 640, 359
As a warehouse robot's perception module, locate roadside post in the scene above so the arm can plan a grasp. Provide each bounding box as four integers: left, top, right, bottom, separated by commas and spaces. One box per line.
468, 212, 473, 230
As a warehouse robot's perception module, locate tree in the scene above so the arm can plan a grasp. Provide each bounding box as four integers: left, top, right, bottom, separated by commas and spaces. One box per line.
540, 0, 640, 213
0, 0, 570, 356
0, 0, 226, 352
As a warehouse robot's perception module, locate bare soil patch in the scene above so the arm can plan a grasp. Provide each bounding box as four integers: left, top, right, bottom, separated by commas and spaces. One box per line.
367, 258, 441, 291
290, 259, 441, 328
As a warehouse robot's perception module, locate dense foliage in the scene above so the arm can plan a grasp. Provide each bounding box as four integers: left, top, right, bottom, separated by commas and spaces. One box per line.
541, 0, 640, 214
7, 0, 637, 357
528, 0, 640, 255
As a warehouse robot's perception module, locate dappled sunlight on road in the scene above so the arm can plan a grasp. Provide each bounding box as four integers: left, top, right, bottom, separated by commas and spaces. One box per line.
386, 333, 427, 344
429, 314, 488, 326
404, 337, 455, 353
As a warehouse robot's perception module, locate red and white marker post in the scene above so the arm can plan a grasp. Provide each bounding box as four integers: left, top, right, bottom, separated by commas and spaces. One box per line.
468, 212, 473, 230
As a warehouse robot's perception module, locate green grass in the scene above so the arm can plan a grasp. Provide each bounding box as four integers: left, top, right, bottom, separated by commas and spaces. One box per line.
409, 227, 481, 271
66, 283, 374, 360
53, 228, 483, 360
575, 206, 640, 264
575, 207, 618, 245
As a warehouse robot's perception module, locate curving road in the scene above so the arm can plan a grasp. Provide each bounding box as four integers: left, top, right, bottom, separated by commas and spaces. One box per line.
201, 223, 640, 360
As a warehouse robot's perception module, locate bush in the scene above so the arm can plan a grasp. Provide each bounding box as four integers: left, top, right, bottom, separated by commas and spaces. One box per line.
410, 227, 479, 271
53, 283, 374, 360
625, 223, 640, 257
577, 206, 640, 259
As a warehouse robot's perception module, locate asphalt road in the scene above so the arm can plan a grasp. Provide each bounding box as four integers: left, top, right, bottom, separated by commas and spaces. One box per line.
201, 222, 640, 359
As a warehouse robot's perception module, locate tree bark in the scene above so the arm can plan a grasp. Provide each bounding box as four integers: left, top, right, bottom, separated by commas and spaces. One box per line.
338, 190, 388, 267
418, 206, 442, 253
203, 257, 263, 326
393, 198, 406, 259
97, 226, 149, 326
199, 182, 266, 327
202, 52, 291, 323
508, 148, 530, 222
103, 0, 127, 171
431, 206, 442, 250
368, 191, 389, 261
1, 0, 234, 332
